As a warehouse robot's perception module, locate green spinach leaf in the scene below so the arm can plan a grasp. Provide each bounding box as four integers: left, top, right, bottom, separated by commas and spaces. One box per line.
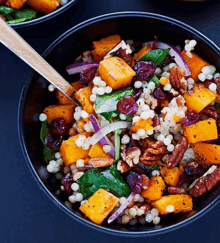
149, 74, 160, 86
140, 49, 170, 66
0, 6, 15, 15
78, 163, 131, 199
7, 9, 36, 24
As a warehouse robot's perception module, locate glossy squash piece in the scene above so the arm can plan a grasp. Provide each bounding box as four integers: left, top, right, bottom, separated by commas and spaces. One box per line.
27, 0, 60, 14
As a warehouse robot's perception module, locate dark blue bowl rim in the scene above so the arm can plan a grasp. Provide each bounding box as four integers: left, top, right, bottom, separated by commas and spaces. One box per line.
18, 11, 220, 237
11, 0, 77, 28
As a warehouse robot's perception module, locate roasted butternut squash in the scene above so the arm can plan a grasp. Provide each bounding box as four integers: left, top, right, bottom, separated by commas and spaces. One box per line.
183, 118, 218, 144
27, 0, 60, 14
60, 132, 91, 166
160, 167, 181, 187
130, 118, 153, 133
74, 86, 94, 114
43, 105, 74, 124
80, 189, 119, 224
88, 142, 111, 159
98, 57, 136, 90
9, 0, 27, 9
184, 84, 217, 113
152, 195, 193, 215
181, 50, 209, 82
141, 176, 165, 201
133, 44, 152, 62
92, 35, 121, 62
192, 143, 220, 165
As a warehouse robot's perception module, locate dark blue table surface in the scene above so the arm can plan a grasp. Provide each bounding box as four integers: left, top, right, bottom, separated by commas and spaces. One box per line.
1, 0, 220, 242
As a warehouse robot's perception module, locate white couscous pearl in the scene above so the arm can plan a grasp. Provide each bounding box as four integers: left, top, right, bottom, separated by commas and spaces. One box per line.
132, 134, 140, 140
138, 197, 145, 203
76, 159, 84, 168
188, 78, 194, 85
206, 74, 213, 80
93, 76, 101, 85
105, 86, 112, 94
185, 44, 192, 52
120, 114, 127, 120
142, 104, 150, 112
132, 116, 140, 124
99, 81, 107, 87
134, 194, 141, 202
140, 111, 149, 120
48, 84, 55, 92
152, 170, 160, 177
121, 135, 130, 144
151, 208, 159, 216
63, 166, 70, 174
214, 73, 220, 79
155, 67, 162, 75
209, 65, 216, 74
167, 144, 175, 152
153, 216, 161, 225
90, 94, 96, 102
163, 137, 171, 145
142, 81, 148, 88
209, 83, 217, 92
166, 205, 175, 213
120, 197, 127, 205
71, 183, 79, 191
198, 73, 206, 82
39, 113, 47, 122
81, 200, 87, 206
148, 82, 156, 91
75, 193, 83, 202
145, 213, 154, 223
92, 87, 98, 94
157, 134, 165, 141
55, 152, 61, 159
163, 65, 170, 72
103, 145, 111, 153
68, 195, 76, 203
189, 40, 197, 47
46, 164, 54, 173
188, 84, 193, 90
169, 63, 176, 70
134, 81, 143, 88
147, 129, 154, 135
137, 129, 146, 137
129, 208, 137, 217
97, 87, 105, 95
122, 215, 130, 224
143, 88, 151, 94
81, 110, 88, 119
163, 83, 172, 91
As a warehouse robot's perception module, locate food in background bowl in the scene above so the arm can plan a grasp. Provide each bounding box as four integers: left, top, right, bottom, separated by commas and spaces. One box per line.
39, 34, 220, 226
0, 0, 69, 24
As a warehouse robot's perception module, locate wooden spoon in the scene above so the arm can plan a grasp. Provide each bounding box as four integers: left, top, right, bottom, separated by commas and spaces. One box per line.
0, 17, 77, 102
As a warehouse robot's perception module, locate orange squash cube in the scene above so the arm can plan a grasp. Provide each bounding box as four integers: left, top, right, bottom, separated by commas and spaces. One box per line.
9, 0, 27, 9
88, 142, 111, 159
60, 132, 91, 166
130, 118, 153, 133
43, 105, 74, 124
133, 44, 152, 63
184, 84, 217, 113
27, 0, 60, 14
80, 189, 119, 224
99, 57, 136, 90
160, 167, 181, 187
181, 50, 209, 82
183, 118, 218, 144
151, 195, 193, 215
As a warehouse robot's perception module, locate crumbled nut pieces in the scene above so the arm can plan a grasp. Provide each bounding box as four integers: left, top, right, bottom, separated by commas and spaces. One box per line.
168, 186, 187, 194
117, 160, 131, 173
121, 145, 141, 167
140, 139, 167, 166
89, 158, 114, 168
202, 105, 219, 119
176, 96, 185, 108
170, 66, 187, 93
144, 94, 158, 110
135, 202, 151, 214
73, 172, 84, 181
142, 174, 150, 190
189, 166, 220, 197
167, 137, 188, 168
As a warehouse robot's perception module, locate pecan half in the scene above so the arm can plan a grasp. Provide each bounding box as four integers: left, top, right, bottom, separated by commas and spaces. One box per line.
202, 105, 219, 119
135, 203, 151, 214
176, 96, 185, 107
121, 145, 141, 167
189, 166, 220, 197
140, 139, 167, 166
90, 158, 114, 168
117, 160, 131, 173
170, 66, 187, 93
168, 186, 187, 194
142, 174, 150, 190
167, 137, 188, 168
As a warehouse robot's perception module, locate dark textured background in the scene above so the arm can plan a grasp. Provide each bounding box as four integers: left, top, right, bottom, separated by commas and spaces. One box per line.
1, 0, 220, 242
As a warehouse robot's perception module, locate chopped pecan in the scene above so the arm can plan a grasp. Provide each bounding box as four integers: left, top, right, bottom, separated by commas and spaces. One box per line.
144, 94, 158, 109
135, 203, 151, 214
170, 66, 187, 93
140, 139, 167, 166
153, 114, 160, 127
189, 166, 220, 197
176, 96, 185, 107
202, 105, 219, 119
121, 145, 141, 167
168, 186, 187, 194
117, 160, 131, 173
167, 137, 188, 168
90, 158, 114, 168
142, 174, 150, 190
215, 77, 220, 94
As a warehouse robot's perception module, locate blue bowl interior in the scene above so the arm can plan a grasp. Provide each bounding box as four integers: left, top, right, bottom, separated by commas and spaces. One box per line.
18, 12, 220, 236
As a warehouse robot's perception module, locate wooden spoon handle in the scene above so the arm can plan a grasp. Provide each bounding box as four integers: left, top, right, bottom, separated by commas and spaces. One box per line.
0, 18, 73, 96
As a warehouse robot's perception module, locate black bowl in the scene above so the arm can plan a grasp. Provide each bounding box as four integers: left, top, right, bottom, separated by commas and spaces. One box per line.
11, 0, 77, 28
18, 11, 220, 236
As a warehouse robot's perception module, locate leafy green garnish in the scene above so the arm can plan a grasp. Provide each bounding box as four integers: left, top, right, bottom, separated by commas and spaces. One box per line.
95, 87, 133, 115
78, 163, 131, 199
140, 49, 170, 66
114, 129, 122, 161
0, 7, 36, 24
40, 121, 58, 163
149, 74, 160, 86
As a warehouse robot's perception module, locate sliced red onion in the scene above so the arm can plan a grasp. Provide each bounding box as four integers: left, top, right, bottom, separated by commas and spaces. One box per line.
143, 41, 191, 76
90, 115, 115, 158
66, 62, 99, 75
89, 121, 130, 146
107, 192, 136, 224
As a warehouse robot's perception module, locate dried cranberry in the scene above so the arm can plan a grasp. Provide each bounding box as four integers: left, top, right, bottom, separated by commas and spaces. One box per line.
176, 172, 191, 187
133, 88, 143, 100
184, 166, 206, 178
117, 95, 138, 115
61, 172, 73, 195
153, 86, 167, 100
44, 134, 63, 149
180, 111, 203, 126
132, 163, 150, 176
160, 54, 171, 68
153, 114, 160, 127
80, 64, 98, 86
133, 61, 156, 81
127, 171, 143, 194
112, 47, 133, 66
50, 118, 70, 136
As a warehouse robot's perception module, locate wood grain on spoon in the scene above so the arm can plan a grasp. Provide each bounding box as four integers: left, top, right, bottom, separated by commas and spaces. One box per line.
0, 17, 76, 102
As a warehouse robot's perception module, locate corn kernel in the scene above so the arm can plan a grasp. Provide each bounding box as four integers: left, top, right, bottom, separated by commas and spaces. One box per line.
173, 114, 181, 123
160, 77, 168, 85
